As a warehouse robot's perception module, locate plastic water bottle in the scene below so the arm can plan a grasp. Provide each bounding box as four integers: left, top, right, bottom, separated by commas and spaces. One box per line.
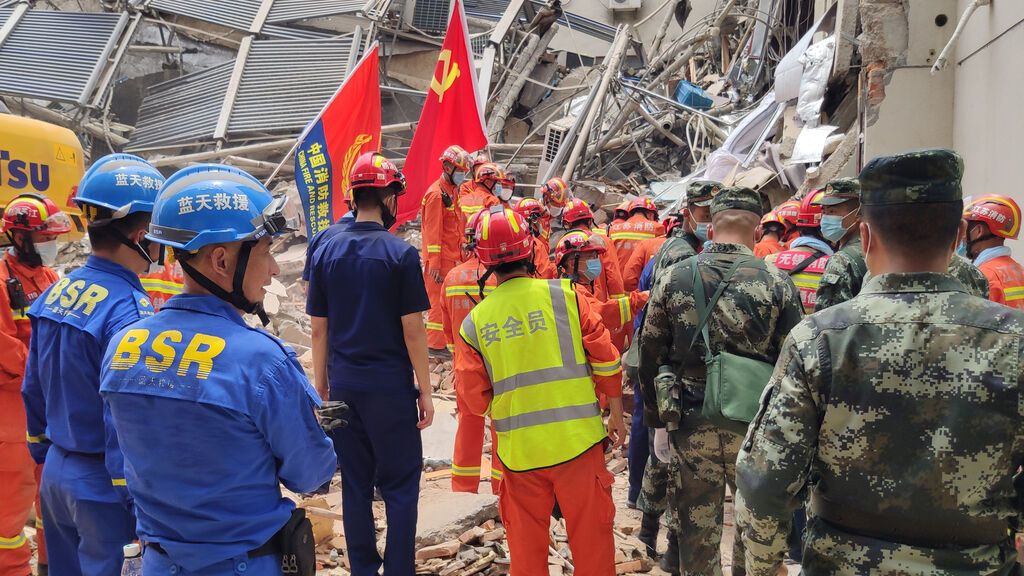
121, 543, 142, 576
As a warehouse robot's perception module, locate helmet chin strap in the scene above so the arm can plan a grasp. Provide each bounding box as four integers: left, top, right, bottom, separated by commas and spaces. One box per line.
179, 241, 270, 326
6, 231, 42, 267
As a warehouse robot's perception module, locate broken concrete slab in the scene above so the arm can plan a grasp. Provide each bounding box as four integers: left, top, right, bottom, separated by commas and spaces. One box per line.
415, 491, 499, 547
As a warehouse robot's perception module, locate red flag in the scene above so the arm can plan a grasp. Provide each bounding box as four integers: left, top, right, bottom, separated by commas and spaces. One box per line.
397, 0, 487, 227
295, 43, 381, 240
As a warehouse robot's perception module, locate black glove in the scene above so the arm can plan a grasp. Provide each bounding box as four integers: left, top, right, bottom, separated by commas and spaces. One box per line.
318, 401, 349, 433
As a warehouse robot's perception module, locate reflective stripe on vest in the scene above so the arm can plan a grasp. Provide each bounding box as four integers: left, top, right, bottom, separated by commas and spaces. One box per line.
460, 278, 606, 471
773, 249, 830, 313
1004, 285, 1024, 302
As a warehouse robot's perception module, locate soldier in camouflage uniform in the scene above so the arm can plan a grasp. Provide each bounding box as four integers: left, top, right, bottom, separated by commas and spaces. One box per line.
736, 149, 1024, 576
813, 178, 865, 311
816, 177, 991, 309
639, 187, 803, 576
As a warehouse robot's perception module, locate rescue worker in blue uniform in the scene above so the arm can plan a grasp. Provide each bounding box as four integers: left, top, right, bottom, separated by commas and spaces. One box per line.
306, 152, 433, 576
99, 164, 340, 575
21, 154, 165, 576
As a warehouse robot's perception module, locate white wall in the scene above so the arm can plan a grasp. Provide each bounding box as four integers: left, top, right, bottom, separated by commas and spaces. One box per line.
952, 0, 1024, 255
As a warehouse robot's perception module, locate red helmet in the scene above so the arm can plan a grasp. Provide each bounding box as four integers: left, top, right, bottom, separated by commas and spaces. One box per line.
964, 195, 1021, 240
796, 191, 824, 228
561, 198, 594, 227
439, 145, 470, 171
349, 152, 405, 196
501, 172, 516, 193
474, 206, 533, 267
613, 201, 630, 220
541, 177, 571, 208
628, 197, 658, 217
776, 200, 800, 228
2, 193, 72, 235
515, 197, 544, 219
554, 229, 606, 268
475, 163, 503, 184
472, 151, 491, 173
663, 214, 683, 236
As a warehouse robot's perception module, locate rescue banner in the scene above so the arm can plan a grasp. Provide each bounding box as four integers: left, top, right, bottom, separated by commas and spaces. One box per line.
295, 43, 381, 241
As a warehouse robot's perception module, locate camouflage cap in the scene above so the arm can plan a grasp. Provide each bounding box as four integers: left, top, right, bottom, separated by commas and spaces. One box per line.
711, 186, 764, 217
687, 180, 723, 207
859, 149, 963, 206
813, 177, 861, 206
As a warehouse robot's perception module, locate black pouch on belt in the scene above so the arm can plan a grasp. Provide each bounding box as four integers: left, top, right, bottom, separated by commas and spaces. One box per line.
278, 508, 315, 576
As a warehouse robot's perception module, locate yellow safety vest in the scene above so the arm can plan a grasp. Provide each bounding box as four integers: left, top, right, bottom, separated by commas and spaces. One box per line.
460, 277, 606, 472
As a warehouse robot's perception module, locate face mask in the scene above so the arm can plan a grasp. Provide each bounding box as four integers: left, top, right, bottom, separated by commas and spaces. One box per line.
582, 257, 603, 282
820, 214, 847, 243
492, 183, 504, 198
35, 240, 58, 267
497, 185, 513, 203
452, 171, 466, 186
694, 223, 709, 243
956, 242, 967, 258
548, 206, 562, 217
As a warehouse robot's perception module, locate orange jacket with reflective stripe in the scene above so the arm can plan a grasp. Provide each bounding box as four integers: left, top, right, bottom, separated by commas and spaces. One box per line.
421, 177, 466, 272
573, 284, 648, 333
440, 258, 496, 354
139, 262, 184, 311
460, 184, 499, 221
766, 247, 830, 314
608, 214, 665, 276
622, 236, 667, 293
0, 252, 58, 442
978, 255, 1024, 310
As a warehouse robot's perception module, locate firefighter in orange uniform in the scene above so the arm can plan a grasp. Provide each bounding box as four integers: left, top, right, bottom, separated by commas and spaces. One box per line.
513, 198, 554, 279
962, 195, 1024, 308
0, 194, 70, 576
422, 145, 471, 353
774, 199, 801, 247
621, 214, 680, 292
540, 177, 573, 247
440, 212, 502, 493
460, 163, 502, 221
753, 209, 787, 258
765, 191, 834, 313
497, 172, 517, 208
605, 201, 630, 235
608, 197, 665, 276
138, 259, 184, 311
554, 230, 648, 333
560, 199, 626, 303
459, 151, 491, 199
455, 206, 625, 576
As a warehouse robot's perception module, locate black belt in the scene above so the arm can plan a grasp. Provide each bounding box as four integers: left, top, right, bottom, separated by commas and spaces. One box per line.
146, 537, 279, 559
811, 493, 1009, 548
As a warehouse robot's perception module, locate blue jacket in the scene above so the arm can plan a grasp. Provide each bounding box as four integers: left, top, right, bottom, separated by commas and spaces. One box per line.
100, 294, 337, 572
22, 256, 154, 499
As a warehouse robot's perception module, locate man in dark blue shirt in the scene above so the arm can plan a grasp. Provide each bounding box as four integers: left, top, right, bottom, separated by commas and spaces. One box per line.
306, 152, 433, 576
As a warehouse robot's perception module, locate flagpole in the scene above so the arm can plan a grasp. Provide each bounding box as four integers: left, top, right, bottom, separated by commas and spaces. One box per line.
264, 34, 376, 188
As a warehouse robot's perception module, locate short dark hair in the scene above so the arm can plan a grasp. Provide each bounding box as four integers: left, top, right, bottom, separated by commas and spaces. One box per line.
352, 185, 401, 211
87, 211, 150, 252
862, 201, 962, 258
492, 259, 531, 276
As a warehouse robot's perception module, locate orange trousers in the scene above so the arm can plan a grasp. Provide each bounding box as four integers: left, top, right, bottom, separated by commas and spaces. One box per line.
425, 263, 455, 350
452, 397, 503, 494
499, 444, 615, 576
0, 442, 35, 576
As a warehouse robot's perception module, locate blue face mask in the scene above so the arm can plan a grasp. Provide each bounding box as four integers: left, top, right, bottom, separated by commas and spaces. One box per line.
956, 242, 967, 258
819, 214, 846, 243
583, 258, 603, 282
694, 223, 709, 243
492, 183, 503, 198
452, 171, 466, 186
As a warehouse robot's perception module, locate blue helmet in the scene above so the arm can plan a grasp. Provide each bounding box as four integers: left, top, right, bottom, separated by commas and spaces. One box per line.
75, 153, 165, 217
148, 164, 296, 252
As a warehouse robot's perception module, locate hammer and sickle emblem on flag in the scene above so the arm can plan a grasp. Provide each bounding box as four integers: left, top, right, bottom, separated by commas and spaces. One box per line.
430, 49, 460, 103
342, 133, 375, 197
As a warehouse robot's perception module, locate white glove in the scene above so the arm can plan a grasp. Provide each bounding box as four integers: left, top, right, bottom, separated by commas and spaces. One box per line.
653, 428, 672, 463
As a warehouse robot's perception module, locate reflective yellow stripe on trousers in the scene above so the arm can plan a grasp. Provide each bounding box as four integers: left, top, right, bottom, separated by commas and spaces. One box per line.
460, 278, 606, 471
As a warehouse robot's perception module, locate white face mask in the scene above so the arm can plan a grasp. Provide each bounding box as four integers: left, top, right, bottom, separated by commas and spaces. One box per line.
497, 185, 514, 202
548, 205, 562, 217
35, 240, 58, 267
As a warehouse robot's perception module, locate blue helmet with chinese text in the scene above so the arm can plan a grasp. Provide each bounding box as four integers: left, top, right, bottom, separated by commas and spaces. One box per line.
147, 164, 296, 252
75, 153, 164, 218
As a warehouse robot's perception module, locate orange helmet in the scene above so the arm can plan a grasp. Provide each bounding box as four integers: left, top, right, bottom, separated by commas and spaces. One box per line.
439, 145, 470, 170
474, 206, 533, 267
628, 197, 658, 217
501, 172, 516, 194
472, 151, 491, 172
349, 152, 405, 195
475, 162, 503, 184
561, 198, 594, 227
662, 214, 683, 236
760, 210, 785, 227
776, 200, 801, 228
796, 192, 824, 228
554, 229, 606, 268
2, 193, 72, 235
541, 177, 572, 208
963, 195, 1021, 240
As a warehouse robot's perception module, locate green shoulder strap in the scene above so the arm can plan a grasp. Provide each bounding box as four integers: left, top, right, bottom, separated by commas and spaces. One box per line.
689, 255, 761, 363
